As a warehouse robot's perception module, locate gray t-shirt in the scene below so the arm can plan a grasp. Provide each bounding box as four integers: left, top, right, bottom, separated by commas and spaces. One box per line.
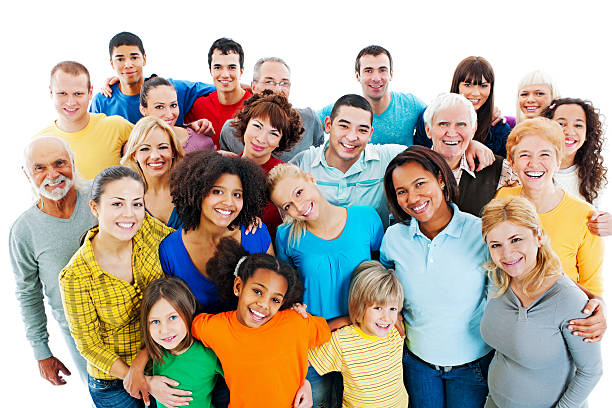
9, 188, 96, 359
219, 106, 324, 162
481, 275, 602, 408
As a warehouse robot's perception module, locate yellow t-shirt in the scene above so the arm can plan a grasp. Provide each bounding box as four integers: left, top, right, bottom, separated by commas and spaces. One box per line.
496, 186, 604, 295
35, 113, 133, 180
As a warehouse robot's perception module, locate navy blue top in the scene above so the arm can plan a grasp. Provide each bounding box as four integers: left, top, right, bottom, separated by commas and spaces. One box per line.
158, 224, 271, 313
146, 207, 182, 230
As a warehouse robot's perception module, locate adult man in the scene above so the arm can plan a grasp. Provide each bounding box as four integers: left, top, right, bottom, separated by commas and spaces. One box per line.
9, 137, 96, 387
185, 38, 253, 148
90, 32, 216, 126
292, 94, 406, 227
318, 45, 425, 146
36, 61, 132, 180
220, 57, 324, 161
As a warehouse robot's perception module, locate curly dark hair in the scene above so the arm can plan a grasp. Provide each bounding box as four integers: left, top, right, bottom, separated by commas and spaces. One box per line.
206, 237, 304, 309
542, 98, 607, 204
169, 150, 267, 231
230, 90, 304, 153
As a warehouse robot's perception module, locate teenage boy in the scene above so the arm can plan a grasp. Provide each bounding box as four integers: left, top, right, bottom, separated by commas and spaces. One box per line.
90, 32, 215, 126
185, 38, 253, 148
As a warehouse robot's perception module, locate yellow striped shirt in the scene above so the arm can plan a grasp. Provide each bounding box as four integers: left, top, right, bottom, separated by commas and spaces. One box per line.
309, 325, 408, 408
59, 214, 173, 379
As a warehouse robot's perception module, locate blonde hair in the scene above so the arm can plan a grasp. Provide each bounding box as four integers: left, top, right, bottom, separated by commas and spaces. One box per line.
120, 116, 185, 189
506, 117, 565, 162
481, 196, 562, 297
267, 163, 311, 244
348, 261, 404, 326
516, 70, 560, 123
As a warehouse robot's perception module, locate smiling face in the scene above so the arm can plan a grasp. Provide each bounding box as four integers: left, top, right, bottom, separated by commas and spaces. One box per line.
360, 302, 399, 338
356, 53, 392, 101
133, 127, 174, 180
510, 134, 560, 194
50, 70, 93, 126
486, 220, 540, 280
270, 173, 321, 222
140, 85, 180, 126
325, 105, 373, 169
210, 50, 243, 93
201, 173, 243, 228
426, 104, 475, 169
552, 104, 587, 163
242, 116, 282, 163
26, 138, 75, 201
458, 76, 491, 111
148, 297, 188, 352
234, 268, 288, 328
90, 178, 145, 242
110, 45, 146, 86
252, 61, 291, 97
518, 84, 552, 118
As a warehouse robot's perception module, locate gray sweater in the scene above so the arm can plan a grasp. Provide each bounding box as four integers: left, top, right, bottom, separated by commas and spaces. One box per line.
8, 188, 95, 359
481, 275, 602, 408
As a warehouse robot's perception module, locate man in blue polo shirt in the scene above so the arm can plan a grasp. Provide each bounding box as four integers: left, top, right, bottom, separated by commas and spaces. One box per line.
318, 45, 425, 146
90, 32, 215, 126
293, 94, 406, 227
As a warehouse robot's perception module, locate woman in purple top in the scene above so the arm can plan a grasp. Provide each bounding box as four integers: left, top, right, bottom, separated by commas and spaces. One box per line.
140, 76, 215, 152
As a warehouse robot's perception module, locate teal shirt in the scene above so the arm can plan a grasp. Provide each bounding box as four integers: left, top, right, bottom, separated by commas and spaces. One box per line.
152, 341, 223, 408
290, 142, 405, 227
318, 91, 425, 145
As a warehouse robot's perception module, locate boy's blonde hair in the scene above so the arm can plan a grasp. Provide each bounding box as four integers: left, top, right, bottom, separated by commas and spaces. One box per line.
506, 117, 564, 163
348, 261, 404, 326
481, 196, 562, 298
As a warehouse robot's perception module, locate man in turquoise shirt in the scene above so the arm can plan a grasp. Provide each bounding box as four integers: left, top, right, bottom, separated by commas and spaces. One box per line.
292, 94, 406, 227
318, 45, 425, 145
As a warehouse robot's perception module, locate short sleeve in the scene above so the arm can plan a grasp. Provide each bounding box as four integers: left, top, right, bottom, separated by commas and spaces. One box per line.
379, 232, 394, 269
241, 223, 271, 254
308, 329, 342, 376
368, 208, 384, 251
191, 313, 215, 348
274, 226, 293, 265
307, 315, 331, 349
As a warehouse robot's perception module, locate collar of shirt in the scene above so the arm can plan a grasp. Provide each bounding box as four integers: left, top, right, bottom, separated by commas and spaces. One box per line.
311, 141, 382, 177
458, 154, 476, 179
407, 202, 464, 241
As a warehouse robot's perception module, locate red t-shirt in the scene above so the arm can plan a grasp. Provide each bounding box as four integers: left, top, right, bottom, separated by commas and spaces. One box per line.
186, 90, 253, 149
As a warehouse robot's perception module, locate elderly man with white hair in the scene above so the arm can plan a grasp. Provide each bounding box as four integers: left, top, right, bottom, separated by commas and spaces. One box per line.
423, 92, 518, 216
9, 136, 95, 386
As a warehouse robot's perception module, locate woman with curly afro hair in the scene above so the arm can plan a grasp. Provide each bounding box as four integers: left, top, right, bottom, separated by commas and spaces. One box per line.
230, 89, 305, 238
542, 98, 610, 237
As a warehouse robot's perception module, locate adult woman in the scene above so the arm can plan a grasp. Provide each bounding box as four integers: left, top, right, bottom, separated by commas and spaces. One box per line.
140, 76, 215, 152
59, 166, 174, 407
121, 116, 184, 229
480, 196, 602, 408
516, 70, 560, 123
159, 150, 272, 313
269, 163, 383, 407
496, 117, 604, 295
381, 146, 492, 408
230, 90, 304, 237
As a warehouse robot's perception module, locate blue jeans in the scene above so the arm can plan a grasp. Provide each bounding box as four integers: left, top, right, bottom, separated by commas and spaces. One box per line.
306, 366, 343, 408
88, 375, 145, 408
403, 348, 493, 408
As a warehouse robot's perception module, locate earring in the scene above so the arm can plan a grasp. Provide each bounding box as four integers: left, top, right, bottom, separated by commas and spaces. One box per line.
234, 291, 239, 296
440, 183, 445, 190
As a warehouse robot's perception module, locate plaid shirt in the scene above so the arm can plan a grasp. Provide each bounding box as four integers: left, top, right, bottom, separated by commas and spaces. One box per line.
59, 214, 173, 379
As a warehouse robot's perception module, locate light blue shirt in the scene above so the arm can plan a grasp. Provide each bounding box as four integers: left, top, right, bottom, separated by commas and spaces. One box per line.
380, 203, 491, 366
276, 206, 383, 320
290, 142, 405, 227
318, 91, 425, 145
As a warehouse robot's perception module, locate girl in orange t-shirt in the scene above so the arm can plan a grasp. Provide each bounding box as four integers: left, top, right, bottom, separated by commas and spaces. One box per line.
192, 238, 331, 408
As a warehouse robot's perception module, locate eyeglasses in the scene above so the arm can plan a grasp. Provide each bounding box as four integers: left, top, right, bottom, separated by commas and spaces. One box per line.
259, 79, 291, 88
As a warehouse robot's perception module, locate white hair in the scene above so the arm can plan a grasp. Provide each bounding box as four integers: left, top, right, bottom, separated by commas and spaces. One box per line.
516, 70, 561, 123
423, 92, 477, 130
252, 57, 291, 82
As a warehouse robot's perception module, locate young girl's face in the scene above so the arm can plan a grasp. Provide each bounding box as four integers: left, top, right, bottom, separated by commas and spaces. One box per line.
201, 173, 244, 228
148, 297, 188, 353
552, 104, 587, 162
234, 268, 288, 328
360, 302, 399, 338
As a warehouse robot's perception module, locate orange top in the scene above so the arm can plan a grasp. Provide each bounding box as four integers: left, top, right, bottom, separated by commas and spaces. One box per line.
192, 310, 330, 408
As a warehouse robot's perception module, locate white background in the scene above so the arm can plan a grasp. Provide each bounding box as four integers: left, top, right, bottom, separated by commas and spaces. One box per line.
1, 0, 610, 405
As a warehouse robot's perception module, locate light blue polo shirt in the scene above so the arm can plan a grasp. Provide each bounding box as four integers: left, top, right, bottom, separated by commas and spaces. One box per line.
290, 142, 405, 227
318, 91, 425, 145
380, 203, 491, 366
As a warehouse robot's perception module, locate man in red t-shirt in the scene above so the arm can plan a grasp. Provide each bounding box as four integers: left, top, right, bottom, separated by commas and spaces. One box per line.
186, 38, 252, 148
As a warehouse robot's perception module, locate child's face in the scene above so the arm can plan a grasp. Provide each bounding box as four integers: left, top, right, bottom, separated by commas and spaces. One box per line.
360, 302, 399, 338
148, 297, 188, 352
234, 268, 288, 328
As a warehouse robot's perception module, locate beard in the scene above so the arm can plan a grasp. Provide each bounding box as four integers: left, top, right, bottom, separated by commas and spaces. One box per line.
37, 174, 74, 201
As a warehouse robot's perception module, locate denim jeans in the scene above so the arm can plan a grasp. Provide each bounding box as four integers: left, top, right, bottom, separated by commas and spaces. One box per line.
88, 375, 145, 408
403, 348, 493, 408
306, 366, 343, 408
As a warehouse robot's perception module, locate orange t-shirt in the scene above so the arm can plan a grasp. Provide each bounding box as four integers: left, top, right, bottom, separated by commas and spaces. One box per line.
192, 310, 330, 408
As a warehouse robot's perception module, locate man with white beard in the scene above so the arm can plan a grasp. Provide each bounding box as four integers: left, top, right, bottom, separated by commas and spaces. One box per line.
9, 136, 95, 387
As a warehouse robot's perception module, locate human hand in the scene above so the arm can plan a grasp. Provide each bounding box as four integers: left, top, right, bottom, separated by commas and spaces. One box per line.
124, 362, 150, 404
292, 303, 309, 319
244, 217, 263, 235
101, 76, 120, 98
587, 211, 611, 237
568, 298, 607, 343
491, 106, 506, 126
327, 316, 351, 331
293, 379, 313, 408
465, 139, 494, 172
188, 119, 215, 136
147, 375, 193, 407
217, 150, 239, 157
38, 356, 71, 385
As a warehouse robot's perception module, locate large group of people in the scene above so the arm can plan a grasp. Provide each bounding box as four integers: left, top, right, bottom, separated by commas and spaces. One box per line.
9, 30, 608, 408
